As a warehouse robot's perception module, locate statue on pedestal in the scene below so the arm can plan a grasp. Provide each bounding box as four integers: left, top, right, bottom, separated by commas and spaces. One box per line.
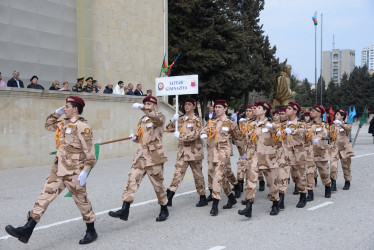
272, 65, 296, 107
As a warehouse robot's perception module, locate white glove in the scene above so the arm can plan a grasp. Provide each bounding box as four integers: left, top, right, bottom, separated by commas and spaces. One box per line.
277, 131, 281, 136
132, 103, 144, 109
200, 134, 207, 139
258, 121, 263, 125
173, 131, 180, 139
265, 122, 273, 128
284, 128, 292, 134
78, 170, 88, 186
239, 118, 246, 122
288, 121, 293, 125
240, 154, 246, 160
334, 120, 342, 125
55, 106, 65, 115
129, 133, 137, 141
171, 114, 179, 122
313, 139, 319, 144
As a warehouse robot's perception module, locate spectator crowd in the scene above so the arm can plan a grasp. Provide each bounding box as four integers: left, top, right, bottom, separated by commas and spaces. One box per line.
0, 70, 154, 96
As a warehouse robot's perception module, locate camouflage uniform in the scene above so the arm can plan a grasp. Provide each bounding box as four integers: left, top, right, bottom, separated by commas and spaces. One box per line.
166, 115, 205, 196
275, 121, 290, 194
122, 109, 168, 205
312, 121, 331, 186
83, 85, 94, 93
201, 116, 242, 200
329, 123, 354, 181
244, 117, 280, 202
30, 113, 96, 223
304, 121, 317, 190
283, 118, 307, 193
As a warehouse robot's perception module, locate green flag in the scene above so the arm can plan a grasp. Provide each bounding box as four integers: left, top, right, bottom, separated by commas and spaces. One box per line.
64, 143, 100, 197
359, 105, 368, 128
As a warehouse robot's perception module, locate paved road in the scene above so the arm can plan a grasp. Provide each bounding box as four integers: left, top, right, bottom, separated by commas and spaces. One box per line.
0, 124, 373, 249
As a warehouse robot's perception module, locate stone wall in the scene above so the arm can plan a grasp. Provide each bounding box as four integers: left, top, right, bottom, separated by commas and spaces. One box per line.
0, 88, 177, 170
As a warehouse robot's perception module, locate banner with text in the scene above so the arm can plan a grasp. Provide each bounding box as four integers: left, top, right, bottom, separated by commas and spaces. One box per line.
155, 75, 198, 96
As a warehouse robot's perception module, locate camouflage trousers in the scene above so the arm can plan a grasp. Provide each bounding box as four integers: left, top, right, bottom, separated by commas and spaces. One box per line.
122, 158, 168, 205
212, 161, 235, 200
330, 157, 352, 181
315, 161, 331, 186
30, 172, 96, 223
290, 164, 307, 193
236, 159, 247, 181
209, 160, 237, 189
278, 165, 291, 194
244, 164, 279, 202
169, 159, 206, 196
306, 161, 317, 190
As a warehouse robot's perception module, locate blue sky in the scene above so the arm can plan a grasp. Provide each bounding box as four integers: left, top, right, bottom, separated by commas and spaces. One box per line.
260, 0, 374, 83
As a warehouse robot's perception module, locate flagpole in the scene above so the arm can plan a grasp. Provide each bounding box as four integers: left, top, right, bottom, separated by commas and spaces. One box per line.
314, 11, 317, 105
320, 13, 323, 105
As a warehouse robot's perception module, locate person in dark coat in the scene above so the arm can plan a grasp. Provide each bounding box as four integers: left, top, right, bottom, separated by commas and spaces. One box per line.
7, 71, 24, 88
103, 84, 113, 94
369, 117, 374, 143
27, 75, 44, 90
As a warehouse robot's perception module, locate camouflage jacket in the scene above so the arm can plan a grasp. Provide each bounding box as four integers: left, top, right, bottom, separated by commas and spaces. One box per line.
312, 120, 330, 161
166, 114, 204, 161
329, 122, 355, 159
284, 118, 307, 165
46, 114, 96, 177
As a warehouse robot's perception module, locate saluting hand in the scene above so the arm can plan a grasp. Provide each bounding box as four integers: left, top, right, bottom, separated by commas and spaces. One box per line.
132, 103, 144, 109
55, 106, 65, 115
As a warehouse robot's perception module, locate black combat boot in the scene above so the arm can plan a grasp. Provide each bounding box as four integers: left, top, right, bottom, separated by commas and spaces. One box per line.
210, 198, 219, 216
279, 193, 285, 209
343, 181, 350, 190
5, 212, 37, 243
238, 180, 244, 192
241, 199, 247, 205
270, 201, 280, 216
79, 222, 98, 244
315, 177, 318, 187
306, 190, 314, 202
325, 185, 331, 198
223, 193, 237, 209
108, 201, 130, 220
238, 200, 253, 217
233, 183, 241, 198
293, 184, 299, 195
156, 205, 169, 222
166, 189, 175, 207
196, 195, 208, 207
296, 193, 307, 208
331, 179, 337, 191
206, 189, 213, 202
259, 180, 265, 191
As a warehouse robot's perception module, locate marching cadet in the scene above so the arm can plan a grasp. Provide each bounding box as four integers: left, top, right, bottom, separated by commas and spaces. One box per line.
5, 96, 98, 245
165, 98, 208, 207
236, 105, 255, 196
72, 77, 84, 92
83, 77, 94, 93
274, 108, 290, 209
329, 109, 354, 190
238, 102, 280, 218
310, 105, 332, 198
304, 111, 318, 202
200, 100, 243, 216
109, 96, 170, 222
283, 102, 308, 208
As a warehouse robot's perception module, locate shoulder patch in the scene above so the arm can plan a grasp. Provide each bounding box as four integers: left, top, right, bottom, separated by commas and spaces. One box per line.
84, 127, 92, 135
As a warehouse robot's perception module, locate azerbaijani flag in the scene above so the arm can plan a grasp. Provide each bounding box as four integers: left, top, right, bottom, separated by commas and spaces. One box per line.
160, 54, 180, 77
359, 105, 368, 128
312, 13, 318, 26
329, 106, 334, 124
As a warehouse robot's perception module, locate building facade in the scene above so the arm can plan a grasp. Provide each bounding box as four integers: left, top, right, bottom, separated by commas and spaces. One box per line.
0, 0, 167, 91
361, 45, 374, 74
322, 49, 355, 85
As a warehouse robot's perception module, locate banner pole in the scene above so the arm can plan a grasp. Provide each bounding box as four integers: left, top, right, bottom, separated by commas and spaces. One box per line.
175, 95, 179, 128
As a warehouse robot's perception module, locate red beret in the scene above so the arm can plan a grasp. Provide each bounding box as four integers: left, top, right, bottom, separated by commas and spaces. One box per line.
312, 105, 325, 114
288, 102, 301, 113
246, 105, 253, 110
279, 107, 287, 113
254, 101, 272, 110
185, 98, 197, 106
66, 96, 85, 107
143, 96, 157, 104
304, 111, 311, 117
336, 108, 347, 115
214, 99, 229, 107
273, 110, 279, 115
